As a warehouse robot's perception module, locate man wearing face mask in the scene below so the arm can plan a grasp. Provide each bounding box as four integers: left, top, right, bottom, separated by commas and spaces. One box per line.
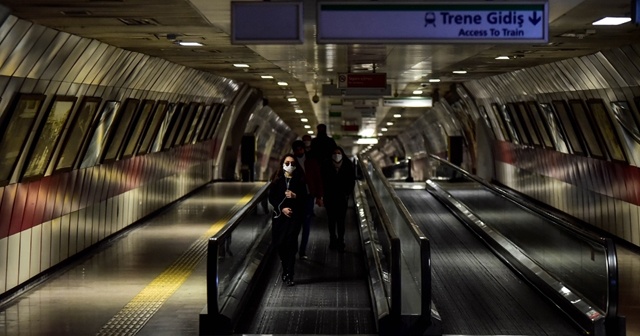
321, 146, 355, 252
292, 140, 324, 260
269, 154, 307, 286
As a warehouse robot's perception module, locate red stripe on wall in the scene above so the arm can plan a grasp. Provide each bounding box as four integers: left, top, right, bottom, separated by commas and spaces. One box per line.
1, 141, 215, 239
0, 185, 18, 239
8, 183, 27, 236
494, 141, 640, 206
21, 180, 41, 232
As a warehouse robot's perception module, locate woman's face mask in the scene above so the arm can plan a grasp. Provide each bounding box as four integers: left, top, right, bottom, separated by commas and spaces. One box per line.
332, 153, 342, 162
283, 162, 296, 173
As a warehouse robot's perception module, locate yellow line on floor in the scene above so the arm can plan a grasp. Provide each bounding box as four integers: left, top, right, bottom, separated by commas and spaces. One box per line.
96, 188, 259, 336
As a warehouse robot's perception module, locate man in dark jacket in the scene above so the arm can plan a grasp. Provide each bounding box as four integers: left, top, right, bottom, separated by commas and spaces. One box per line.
321, 146, 355, 251
292, 140, 324, 259
310, 124, 337, 164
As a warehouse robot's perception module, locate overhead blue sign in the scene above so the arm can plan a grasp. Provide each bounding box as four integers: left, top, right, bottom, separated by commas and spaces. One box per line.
317, 2, 548, 44
231, 1, 303, 44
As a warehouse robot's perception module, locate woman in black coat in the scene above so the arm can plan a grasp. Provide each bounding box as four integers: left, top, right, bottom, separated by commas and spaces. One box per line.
268, 154, 308, 286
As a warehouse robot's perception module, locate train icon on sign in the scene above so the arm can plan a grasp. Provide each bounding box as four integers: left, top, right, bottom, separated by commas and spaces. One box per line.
424, 12, 436, 27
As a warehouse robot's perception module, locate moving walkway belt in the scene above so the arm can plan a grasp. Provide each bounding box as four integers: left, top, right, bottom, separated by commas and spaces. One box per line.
235, 206, 377, 335
397, 189, 579, 335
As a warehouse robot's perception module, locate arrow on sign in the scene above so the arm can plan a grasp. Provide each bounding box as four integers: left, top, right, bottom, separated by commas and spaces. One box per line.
529, 11, 541, 25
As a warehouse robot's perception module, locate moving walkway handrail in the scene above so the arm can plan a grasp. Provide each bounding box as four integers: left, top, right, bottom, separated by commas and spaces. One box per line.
202, 182, 271, 333
356, 156, 402, 317
358, 155, 431, 321
429, 154, 620, 330
430, 154, 613, 244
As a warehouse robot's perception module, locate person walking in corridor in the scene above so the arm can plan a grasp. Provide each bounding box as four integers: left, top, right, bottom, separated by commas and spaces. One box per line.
310, 124, 337, 164
321, 146, 355, 252
269, 154, 307, 286
292, 140, 324, 260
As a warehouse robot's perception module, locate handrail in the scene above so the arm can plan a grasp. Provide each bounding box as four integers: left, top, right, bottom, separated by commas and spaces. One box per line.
358, 154, 431, 322
354, 180, 391, 321
206, 182, 270, 318
356, 155, 402, 317
429, 154, 621, 333
212, 182, 270, 241
430, 154, 610, 243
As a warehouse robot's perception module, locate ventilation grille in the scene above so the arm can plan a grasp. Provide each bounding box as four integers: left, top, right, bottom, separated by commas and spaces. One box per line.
61, 10, 92, 16
118, 18, 160, 26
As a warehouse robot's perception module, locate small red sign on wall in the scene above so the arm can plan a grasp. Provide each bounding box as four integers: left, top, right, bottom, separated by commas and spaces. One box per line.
337, 73, 387, 88
342, 124, 359, 132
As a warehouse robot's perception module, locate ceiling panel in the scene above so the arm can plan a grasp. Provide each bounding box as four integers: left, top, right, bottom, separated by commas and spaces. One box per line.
0, 0, 638, 153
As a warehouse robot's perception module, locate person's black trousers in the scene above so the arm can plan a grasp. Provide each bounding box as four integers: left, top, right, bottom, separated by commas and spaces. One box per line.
272, 216, 302, 277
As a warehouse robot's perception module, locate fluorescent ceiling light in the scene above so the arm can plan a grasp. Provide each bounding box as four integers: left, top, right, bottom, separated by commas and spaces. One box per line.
381, 128, 388, 132
592, 17, 631, 25
377, 133, 383, 136
295, 109, 303, 113
304, 125, 311, 129
307, 130, 314, 134
300, 118, 308, 122
178, 41, 203, 46
413, 90, 423, 95
495, 56, 510, 60
452, 70, 467, 74
386, 122, 394, 126
261, 75, 274, 79
428, 78, 441, 83
356, 138, 378, 145
359, 129, 375, 137
277, 81, 288, 86
288, 98, 297, 102
393, 114, 402, 118
233, 63, 249, 68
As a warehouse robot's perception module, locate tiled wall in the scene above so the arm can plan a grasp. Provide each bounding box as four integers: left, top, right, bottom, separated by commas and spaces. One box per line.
0, 14, 258, 296
393, 44, 640, 248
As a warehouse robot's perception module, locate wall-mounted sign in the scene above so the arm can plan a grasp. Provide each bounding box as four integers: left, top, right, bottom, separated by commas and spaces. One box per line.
231, 1, 303, 44
383, 97, 433, 107
317, 1, 548, 44
337, 73, 387, 88
322, 83, 392, 97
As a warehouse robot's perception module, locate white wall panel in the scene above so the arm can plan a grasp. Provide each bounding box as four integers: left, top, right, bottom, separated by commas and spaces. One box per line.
59, 214, 70, 260
49, 217, 61, 267
632, 206, 640, 246
40, 221, 51, 270
77, 208, 87, 252
18, 229, 31, 285
29, 225, 41, 278
0, 237, 7, 292
5, 234, 20, 290
68, 211, 78, 256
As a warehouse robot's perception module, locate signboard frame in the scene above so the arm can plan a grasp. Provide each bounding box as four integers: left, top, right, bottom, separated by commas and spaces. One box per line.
317, 1, 549, 44
231, 1, 304, 44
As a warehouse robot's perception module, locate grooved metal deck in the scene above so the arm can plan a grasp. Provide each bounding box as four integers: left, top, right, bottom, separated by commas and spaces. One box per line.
396, 188, 580, 335
236, 205, 376, 335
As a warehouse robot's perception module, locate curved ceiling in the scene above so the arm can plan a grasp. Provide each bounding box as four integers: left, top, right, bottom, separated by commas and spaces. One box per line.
1, 0, 638, 153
